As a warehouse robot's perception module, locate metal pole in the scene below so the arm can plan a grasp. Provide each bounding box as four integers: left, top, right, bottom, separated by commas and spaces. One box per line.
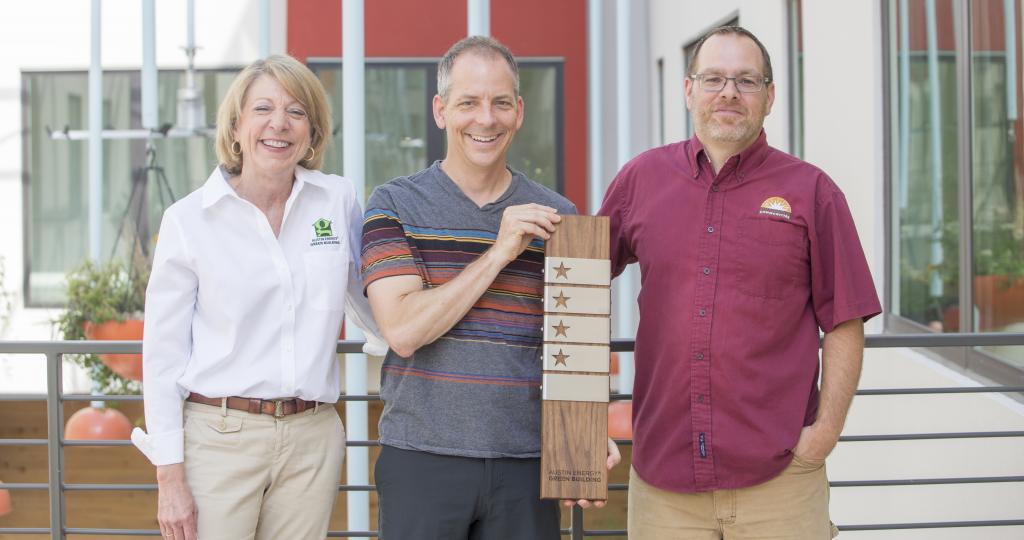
46, 353, 65, 539
571, 504, 584, 540
186, 0, 195, 55
587, 0, 604, 214
260, 0, 271, 58
954, 0, 974, 334
787, 0, 803, 157
899, 0, 910, 209
1005, 0, 1018, 122
88, 0, 103, 262
342, 0, 369, 535
615, 0, 635, 394
924, 0, 944, 302
141, 0, 158, 130
467, 0, 490, 36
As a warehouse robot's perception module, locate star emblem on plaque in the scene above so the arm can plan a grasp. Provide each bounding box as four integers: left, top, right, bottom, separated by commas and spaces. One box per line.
553, 291, 571, 308
540, 215, 612, 502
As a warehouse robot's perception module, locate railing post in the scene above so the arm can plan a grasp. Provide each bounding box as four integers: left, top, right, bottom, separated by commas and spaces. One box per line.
571, 505, 584, 540
46, 352, 66, 539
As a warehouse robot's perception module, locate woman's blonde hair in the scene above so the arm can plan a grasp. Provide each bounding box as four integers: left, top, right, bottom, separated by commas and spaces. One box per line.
215, 55, 332, 175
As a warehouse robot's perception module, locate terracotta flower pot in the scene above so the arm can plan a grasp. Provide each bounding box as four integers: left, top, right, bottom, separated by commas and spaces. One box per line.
974, 275, 1024, 331
0, 484, 11, 518
83, 319, 144, 381
64, 406, 133, 441
608, 400, 633, 440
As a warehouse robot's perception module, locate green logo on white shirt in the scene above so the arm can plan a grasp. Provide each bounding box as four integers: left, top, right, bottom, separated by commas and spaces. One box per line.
313, 218, 333, 237
310, 217, 341, 247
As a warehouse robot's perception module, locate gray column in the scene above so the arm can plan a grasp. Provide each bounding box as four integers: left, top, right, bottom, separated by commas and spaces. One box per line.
88, 0, 103, 262
342, 0, 370, 535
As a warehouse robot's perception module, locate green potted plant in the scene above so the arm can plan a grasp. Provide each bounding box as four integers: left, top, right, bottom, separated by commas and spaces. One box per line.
973, 224, 1024, 331
54, 259, 147, 394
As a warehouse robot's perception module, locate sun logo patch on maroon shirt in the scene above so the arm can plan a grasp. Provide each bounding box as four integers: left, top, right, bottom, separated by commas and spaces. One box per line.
758, 196, 792, 219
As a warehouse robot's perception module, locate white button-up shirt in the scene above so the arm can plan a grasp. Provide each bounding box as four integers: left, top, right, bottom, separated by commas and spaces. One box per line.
132, 166, 386, 466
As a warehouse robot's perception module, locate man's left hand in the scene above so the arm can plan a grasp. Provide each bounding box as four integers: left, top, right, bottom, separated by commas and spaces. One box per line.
791, 423, 839, 463
562, 438, 622, 509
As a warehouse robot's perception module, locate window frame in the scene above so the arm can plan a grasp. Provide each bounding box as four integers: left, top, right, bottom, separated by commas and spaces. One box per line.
882, 0, 1024, 386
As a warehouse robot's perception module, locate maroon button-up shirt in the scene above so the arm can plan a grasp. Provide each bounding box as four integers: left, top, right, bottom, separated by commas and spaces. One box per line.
598, 132, 881, 493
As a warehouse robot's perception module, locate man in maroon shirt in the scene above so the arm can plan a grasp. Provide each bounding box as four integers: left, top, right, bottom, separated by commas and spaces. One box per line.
599, 26, 881, 539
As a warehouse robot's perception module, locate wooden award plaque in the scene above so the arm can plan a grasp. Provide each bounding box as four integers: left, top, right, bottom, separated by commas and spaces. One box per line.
539, 215, 610, 501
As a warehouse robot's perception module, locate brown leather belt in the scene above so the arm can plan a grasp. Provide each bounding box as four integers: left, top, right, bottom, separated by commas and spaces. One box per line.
187, 392, 325, 418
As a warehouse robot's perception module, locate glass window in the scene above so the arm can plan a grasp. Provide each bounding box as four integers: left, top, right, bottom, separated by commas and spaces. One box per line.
23, 69, 236, 305
889, 0, 1024, 378
315, 64, 432, 197
890, 0, 961, 332
25, 72, 133, 305
971, 0, 1024, 368
311, 60, 563, 198
508, 63, 560, 191
25, 61, 563, 305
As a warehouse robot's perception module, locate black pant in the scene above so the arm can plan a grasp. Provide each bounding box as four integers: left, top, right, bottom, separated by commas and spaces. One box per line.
375, 445, 561, 540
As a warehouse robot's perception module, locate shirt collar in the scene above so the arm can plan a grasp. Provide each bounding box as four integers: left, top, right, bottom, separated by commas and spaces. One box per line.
200, 165, 324, 209
686, 129, 770, 180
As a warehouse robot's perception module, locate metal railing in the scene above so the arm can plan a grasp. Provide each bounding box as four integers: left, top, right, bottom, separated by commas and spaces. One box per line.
0, 333, 1023, 538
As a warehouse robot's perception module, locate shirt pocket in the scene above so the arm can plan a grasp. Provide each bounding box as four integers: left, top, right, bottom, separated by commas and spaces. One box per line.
734, 216, 809, 300
303, 251, 349, 311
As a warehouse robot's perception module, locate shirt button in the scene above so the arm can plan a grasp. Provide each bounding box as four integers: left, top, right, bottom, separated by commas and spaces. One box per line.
698, 395, 705, 403
696, 353, 705, 360
712, 185, 720, 192
707, 226, 714, 233
703, 267, 711, 275
699, 308, 706, 317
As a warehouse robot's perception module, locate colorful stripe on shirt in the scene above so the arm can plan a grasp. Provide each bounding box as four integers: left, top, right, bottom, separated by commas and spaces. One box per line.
361, 208, 546, 350
382, 365, 540, 387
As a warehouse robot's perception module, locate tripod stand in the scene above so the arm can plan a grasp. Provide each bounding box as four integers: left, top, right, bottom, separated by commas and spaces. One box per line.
110, 142, 178, 267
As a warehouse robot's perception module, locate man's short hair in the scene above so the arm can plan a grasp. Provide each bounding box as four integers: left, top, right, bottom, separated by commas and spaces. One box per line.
437, 36, 520, 102
688, 25, 774, 83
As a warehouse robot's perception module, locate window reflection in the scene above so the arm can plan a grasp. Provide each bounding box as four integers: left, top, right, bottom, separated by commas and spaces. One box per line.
892, 0, 961, 332
972, 0, 1024, 368
24, 61, 563, 305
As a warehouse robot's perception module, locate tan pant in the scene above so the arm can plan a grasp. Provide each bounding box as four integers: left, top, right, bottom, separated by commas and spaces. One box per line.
628, 458, 839, 539
183, 401, 345, 540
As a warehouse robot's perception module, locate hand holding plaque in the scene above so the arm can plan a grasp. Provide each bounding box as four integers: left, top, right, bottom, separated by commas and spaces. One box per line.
540, 215, 611, 501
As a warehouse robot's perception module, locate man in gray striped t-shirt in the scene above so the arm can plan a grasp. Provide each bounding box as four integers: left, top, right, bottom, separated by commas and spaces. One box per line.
361, 36, 619, 540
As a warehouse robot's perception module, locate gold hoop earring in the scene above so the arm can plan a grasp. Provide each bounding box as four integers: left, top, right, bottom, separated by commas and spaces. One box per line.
304, 147, 315, 162
230, 141, 242, 156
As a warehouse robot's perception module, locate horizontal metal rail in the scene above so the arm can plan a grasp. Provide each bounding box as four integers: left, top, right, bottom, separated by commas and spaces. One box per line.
1, 332, 1022, 355
0, 333, 1021, 537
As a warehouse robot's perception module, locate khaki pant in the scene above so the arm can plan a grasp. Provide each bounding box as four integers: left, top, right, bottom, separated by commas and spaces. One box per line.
628, 458, 839, 539
183, 401, 345, 540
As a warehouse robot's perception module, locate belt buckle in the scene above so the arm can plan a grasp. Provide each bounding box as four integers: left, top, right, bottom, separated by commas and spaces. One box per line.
273, 400, 285, 418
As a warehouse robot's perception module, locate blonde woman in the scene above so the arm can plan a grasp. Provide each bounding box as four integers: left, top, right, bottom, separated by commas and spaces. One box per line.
132, 55, 385, 540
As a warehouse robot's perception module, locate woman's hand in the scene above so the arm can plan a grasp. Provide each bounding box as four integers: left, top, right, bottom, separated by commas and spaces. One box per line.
156, 464, 198, 540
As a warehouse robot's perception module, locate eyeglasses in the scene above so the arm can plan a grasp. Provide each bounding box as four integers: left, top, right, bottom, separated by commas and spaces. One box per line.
690, 73, 771, 93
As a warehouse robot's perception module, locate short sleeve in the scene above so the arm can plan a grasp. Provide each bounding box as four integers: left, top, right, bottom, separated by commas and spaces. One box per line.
809, 187, 882, 333
360, 188, 423, 291
598, 167, 638, 278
